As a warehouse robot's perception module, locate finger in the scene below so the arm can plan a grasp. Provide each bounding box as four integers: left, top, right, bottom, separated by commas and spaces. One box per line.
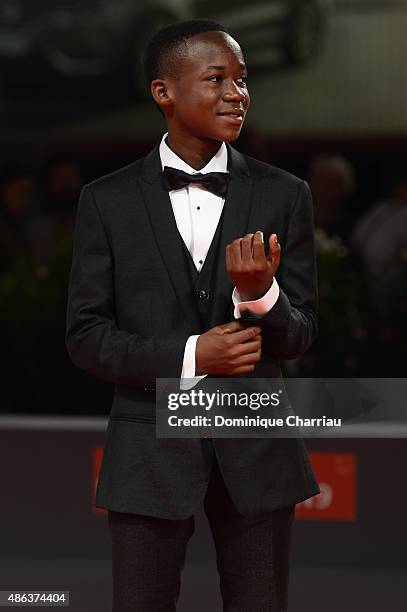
232, 349, 262, 367
231, 364, 256, 375
268, 233, 280, 257
217, 321, 251, 334
252, 231, 267, 265
219, 322, 261, 335
233, 338, 262, 356
241, 233, 254, 264
231, 325, 262, 344
229, 238, 243, 267
268, 233, 281, 269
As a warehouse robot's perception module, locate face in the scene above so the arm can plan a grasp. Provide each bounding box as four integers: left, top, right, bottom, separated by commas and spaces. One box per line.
153, 31, 250, 144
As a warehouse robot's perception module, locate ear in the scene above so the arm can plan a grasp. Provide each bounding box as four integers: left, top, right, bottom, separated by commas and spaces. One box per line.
151, 79, 173, 112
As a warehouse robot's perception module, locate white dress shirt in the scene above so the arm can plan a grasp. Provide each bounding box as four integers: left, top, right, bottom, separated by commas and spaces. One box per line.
158, 133, 279, 385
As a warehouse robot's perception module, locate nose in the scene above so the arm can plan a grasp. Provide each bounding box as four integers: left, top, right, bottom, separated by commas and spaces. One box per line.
223, 80, 247, 104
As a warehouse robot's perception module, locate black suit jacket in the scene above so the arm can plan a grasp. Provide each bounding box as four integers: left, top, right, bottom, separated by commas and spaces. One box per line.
65, 142, 320, 519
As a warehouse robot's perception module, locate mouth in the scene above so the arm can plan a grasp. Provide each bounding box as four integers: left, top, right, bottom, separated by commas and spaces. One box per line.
218, 110, 245, 125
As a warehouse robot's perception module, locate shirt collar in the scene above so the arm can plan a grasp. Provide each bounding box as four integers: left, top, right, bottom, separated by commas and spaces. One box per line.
159, 132, 228, 174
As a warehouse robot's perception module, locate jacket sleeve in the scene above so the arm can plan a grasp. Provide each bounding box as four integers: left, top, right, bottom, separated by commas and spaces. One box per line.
241, 180, 318, 359
65, 185, 190, 388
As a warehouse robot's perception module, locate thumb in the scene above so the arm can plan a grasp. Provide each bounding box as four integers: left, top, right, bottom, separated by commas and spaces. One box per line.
268, 233, 281, 272
268, 233, 279, 258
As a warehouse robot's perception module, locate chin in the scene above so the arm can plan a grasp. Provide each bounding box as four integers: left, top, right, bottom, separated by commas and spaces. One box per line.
221, 129, 242, 142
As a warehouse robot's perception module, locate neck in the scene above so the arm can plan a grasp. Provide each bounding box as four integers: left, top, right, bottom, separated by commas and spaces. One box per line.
165, 131, 223, 171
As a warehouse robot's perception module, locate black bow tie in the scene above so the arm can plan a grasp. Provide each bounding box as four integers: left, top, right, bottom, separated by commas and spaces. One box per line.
162, 166, 230, 198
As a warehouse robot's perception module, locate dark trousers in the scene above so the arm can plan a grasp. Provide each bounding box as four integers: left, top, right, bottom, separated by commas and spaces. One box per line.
108, 440, 295, 612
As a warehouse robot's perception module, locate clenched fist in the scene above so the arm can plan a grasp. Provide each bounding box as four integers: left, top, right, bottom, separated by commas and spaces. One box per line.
226, 231, 281, 301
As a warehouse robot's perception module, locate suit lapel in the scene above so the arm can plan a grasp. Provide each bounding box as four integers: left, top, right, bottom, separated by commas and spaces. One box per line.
208, 143, 254, 327
138, 145, 202, 332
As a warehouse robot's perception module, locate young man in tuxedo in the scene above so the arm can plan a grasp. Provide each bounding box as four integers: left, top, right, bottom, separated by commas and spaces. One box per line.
66, 19, 319, 612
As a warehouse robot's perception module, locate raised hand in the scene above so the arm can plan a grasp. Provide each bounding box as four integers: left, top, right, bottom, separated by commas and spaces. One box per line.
226, 231, 281, 301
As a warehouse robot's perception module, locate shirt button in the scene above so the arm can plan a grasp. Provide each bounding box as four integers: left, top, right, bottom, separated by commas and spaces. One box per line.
198, 289, 209, 300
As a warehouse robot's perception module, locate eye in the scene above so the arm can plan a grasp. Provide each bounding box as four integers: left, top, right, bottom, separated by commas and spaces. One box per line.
209, 75, 222, 82
237, 76, 248, 86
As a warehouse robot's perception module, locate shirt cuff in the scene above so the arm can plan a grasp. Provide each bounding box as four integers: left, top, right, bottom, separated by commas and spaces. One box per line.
180, 335, 207, 390
232, 278, 280, 318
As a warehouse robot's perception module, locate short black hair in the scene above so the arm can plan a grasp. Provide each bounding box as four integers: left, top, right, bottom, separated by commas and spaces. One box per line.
143, 19, 230, 89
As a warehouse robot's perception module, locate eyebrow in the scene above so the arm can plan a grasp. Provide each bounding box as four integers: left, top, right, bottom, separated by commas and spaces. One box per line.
205, 63, 247, 71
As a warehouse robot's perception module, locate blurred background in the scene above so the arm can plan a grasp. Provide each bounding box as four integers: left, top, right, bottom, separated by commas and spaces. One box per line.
0, 1, 406, 611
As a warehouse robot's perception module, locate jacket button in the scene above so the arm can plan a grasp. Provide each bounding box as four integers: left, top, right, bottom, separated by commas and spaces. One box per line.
198, 289, 209, 300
